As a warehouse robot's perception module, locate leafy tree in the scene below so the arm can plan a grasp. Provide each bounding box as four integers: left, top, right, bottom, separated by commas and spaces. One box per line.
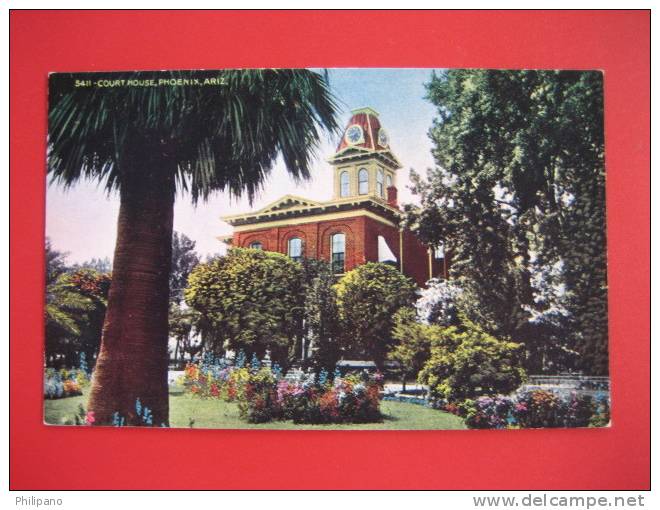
67, 269, 112, 365
334, 262, 417, 369
45, 237, 69, 286
300, 258, 341, 374
389, 307, 435, 391
45, 273, 94, 367
415, 278, 462, 326
167, 232, 200, 365
72, 257, 113, 273
418, 319, 526, 403
168, 303, 199, 364
169, 231, 200, 305
45, 269, 111, 367
405, 69, 607, 374
185, 248, 305, 369
48, 69, 337, 424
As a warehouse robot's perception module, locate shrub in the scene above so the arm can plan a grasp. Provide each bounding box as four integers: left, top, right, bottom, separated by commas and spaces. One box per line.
418, 320, 526, 403
239, 367, 279, 423
462, 396, 514, 429
335, 262, 418, 368
184, 249, 304, 365
513, 390, 564, 428
589, 397, 611, 427
512, 390, 595, 428
275, 374, 318, 422
563, 392, 595, 427
458, 389, 603, 429
389, 307, 435, 389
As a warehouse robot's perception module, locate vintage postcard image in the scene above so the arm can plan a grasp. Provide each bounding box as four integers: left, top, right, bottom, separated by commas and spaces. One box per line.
44, 68, 610, 429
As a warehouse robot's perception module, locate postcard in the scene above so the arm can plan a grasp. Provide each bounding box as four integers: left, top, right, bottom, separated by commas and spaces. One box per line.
44, 68, 610, 429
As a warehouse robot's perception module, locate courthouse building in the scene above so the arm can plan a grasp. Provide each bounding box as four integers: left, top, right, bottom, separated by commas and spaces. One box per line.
220, 107, 445, 286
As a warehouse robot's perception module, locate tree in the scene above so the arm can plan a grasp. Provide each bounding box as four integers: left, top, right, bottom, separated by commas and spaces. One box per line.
334, 262, 417, 369
418, 319, 527, 403
67, 269, 112, 365
45, 273, 94, 367
45, 240, 111, 367
72, 257, 113, 273
45, 237, 68, 286
45, 269, 111, 367
300, 258, 341, 373
415, 278, 462, 326
169, 231, 200, 305
168, 303, 198, 365
185, 248, 305, 369
405, 69, 607, 374
389, 307, 434, 391
48, 69, 338, 424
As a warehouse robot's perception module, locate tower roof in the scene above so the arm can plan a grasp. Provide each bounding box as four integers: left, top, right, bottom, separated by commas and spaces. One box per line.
329, 107, 401, 169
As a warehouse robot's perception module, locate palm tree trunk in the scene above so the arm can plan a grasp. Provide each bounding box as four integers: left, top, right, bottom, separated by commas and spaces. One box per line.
88, 156, 175, 426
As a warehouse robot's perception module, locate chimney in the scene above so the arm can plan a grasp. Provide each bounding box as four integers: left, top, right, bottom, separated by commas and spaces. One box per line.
387, 186, 398, 208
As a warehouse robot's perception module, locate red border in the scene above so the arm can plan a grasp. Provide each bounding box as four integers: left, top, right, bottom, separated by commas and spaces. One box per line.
10, 10, 650, 490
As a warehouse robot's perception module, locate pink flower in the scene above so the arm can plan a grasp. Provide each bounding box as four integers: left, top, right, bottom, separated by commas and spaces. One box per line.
85, 411, 95, 425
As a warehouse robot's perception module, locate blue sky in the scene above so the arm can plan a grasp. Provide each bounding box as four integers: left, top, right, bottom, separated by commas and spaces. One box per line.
46, 68, 442, 263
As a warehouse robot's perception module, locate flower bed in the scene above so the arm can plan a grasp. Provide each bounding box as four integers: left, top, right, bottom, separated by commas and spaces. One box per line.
457, 389, 610, 429
182, 355, 383, 424
44, 368, 89, 399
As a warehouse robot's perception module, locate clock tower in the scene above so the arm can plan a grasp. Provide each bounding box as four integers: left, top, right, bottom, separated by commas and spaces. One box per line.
328, 107, 402, 204
220, 105, 446, 288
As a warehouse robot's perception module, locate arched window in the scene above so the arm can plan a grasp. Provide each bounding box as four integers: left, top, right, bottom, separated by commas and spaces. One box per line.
288, 237, 302, 262
358, 168, 369, 195
340, 171, 350, 198
249, 241, 263, 250
331, 233, 346, 274
386, 174, 392, 189
376, 168, 384, 197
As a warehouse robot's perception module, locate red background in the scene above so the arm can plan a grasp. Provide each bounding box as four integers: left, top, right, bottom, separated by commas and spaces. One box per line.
10, 10, 650, 490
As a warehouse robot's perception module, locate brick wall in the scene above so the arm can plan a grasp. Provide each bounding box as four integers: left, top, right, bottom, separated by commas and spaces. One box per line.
233, 217, 365, 273
232, 214, 444, 286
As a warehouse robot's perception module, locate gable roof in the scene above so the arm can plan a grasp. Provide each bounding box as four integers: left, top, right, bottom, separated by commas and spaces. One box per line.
255, 195, 321, 214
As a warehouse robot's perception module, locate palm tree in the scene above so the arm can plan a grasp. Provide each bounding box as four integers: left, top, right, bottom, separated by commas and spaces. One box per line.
45, 273, 94, 367
48, 70, 338, 425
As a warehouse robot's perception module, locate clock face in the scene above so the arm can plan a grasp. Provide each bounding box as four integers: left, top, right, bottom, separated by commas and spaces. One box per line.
378, 128, 389, 147
345, 125, 363, 145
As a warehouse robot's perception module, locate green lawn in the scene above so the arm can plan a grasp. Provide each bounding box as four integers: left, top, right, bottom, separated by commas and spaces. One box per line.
44, 389, 466, 430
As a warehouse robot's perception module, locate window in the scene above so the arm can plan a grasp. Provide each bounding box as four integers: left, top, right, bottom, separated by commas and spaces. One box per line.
376, 168, 384, 197
288, 237, 302, 262
358, 168, 369, 195
340, 171, 350, 197
331, 233, 346, 274
249, 241, 263, 250
386, 174, 392, 189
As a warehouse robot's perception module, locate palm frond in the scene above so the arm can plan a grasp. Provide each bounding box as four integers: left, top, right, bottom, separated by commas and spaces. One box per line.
48, 69, 339, 203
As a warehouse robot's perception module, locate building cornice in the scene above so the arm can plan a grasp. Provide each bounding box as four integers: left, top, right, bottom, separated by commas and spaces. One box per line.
327, 148, 402, 169
229, 207, 399, 233
222, 196, 401, 229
